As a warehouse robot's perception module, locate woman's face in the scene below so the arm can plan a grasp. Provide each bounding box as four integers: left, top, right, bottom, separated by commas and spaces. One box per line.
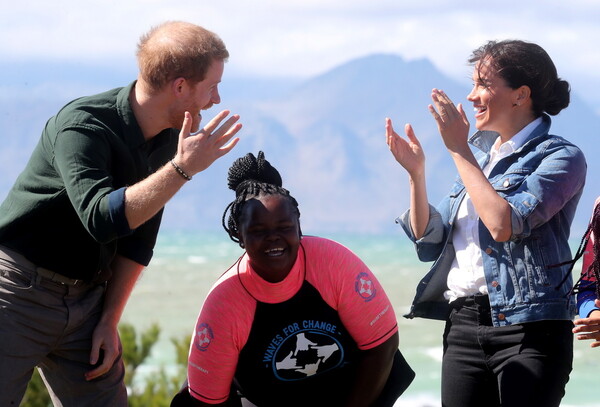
467, 59, 521, 138
238, 194, 301, 283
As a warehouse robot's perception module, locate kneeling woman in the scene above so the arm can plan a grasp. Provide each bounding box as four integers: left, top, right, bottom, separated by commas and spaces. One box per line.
172, 151, 413, 407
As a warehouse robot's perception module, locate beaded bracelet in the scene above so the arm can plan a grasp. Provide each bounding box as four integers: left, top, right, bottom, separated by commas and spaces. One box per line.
170, 159, 192, 181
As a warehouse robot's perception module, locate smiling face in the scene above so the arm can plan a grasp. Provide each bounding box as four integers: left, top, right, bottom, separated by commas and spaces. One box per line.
467, 58, 522, 139
238, 194, 301, 283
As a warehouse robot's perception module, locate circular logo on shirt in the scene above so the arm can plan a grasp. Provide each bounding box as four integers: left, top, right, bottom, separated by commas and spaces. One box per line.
272, 330, 344, 381
354, 272, 376, 301
194, 322, 214, 351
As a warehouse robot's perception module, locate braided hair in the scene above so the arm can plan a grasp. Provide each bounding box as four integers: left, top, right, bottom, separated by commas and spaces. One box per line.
222, 151, 300, 244
562, 202, 600, 298
584, 204, 600, 298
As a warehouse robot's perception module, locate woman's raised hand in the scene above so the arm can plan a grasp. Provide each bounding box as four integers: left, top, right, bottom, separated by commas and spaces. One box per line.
429, 89, 470, 154
385, 118, 425, 177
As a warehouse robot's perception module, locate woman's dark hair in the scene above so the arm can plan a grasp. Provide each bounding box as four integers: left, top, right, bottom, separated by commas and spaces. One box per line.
222, 151, 300, 244
469, 39, 570, 116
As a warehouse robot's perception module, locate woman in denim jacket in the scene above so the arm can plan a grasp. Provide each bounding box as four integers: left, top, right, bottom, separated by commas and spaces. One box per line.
386, 40, 586, 407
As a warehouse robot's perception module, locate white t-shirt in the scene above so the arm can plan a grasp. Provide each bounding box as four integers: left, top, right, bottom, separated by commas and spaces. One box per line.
445, 117, 542, 302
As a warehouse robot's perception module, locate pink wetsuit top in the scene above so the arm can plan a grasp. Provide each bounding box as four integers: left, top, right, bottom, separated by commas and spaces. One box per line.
187, 236, 398, 404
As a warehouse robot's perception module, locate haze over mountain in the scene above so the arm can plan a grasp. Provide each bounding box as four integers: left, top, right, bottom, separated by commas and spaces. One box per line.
1, 54, 598, 236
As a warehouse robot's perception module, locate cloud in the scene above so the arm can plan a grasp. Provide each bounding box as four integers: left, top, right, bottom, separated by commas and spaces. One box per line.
2, 0, 600, 108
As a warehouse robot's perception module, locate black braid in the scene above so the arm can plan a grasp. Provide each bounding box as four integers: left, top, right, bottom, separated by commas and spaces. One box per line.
222, 151, 300, 244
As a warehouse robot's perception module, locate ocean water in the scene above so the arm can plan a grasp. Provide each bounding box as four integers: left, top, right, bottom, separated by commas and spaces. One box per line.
121, 230, 600, 407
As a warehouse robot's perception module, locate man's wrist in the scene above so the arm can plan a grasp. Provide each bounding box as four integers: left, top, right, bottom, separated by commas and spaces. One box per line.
170, 159, 192, 181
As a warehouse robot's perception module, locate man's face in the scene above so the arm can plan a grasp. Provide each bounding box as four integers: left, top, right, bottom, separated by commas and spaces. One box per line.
172, 59, 224, 132
190, 59, 224, 112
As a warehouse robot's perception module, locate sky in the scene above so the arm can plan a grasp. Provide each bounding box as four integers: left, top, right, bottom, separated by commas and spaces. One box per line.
1, 0, 600, 112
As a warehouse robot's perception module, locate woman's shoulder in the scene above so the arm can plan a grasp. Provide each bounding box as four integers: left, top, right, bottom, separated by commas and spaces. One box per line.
542, 133, 585, 158
207, 261, 246, 299
301, 235, 368, 283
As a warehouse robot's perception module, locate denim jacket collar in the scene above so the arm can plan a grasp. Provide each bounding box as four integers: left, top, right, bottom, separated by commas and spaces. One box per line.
468, 114, 552, 155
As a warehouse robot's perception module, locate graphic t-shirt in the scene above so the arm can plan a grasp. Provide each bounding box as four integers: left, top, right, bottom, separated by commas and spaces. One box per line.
187, 236, 398, 405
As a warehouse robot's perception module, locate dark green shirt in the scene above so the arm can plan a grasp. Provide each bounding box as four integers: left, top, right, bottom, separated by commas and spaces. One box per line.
0, 82, 178, 281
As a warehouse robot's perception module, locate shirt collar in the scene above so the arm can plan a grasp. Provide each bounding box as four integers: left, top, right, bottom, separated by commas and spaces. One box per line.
117, 80, 175, 151
492, 116, 543, 157
116, 81, 146, 149
470, 115, 549, 154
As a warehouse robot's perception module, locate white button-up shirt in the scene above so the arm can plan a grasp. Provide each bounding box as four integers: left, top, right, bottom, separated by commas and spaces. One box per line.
445, 117, 542, 302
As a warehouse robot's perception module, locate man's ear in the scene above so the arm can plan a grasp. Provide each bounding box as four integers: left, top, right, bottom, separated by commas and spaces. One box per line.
171, 77, 187, 96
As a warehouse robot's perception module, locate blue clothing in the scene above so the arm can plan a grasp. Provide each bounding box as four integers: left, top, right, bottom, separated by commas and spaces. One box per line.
577, 274, 597, 319
399, 115, 587, 327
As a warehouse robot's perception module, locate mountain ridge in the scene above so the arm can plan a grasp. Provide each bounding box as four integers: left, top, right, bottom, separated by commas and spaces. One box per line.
0, 53, 597, 236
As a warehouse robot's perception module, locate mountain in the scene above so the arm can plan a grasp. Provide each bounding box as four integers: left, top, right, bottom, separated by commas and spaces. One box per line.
0, 54, 598, 236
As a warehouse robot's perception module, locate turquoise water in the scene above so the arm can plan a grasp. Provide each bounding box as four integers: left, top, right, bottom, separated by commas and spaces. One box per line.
121, 230, 599, 407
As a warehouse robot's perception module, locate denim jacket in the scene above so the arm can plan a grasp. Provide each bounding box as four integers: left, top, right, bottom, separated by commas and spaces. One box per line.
398, 115, 587, 327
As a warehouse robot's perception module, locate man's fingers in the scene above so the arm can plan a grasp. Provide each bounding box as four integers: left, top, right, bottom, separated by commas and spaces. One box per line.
219, 137, 241, 156
200, 110, 233, 135
86, 345, 107, 381
211, 114, 241, 138
85, 345, 118, 381
85, 359, 111, 381
88, 333, 103, 366
191, 111, 241, 142
89, 346, 99, 366
179, 111, 194, 140
214, 123, 243, 148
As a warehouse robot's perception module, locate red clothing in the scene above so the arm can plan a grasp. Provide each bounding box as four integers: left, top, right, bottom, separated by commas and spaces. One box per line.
188, 236, 398, 404
577, 197, 600, 317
